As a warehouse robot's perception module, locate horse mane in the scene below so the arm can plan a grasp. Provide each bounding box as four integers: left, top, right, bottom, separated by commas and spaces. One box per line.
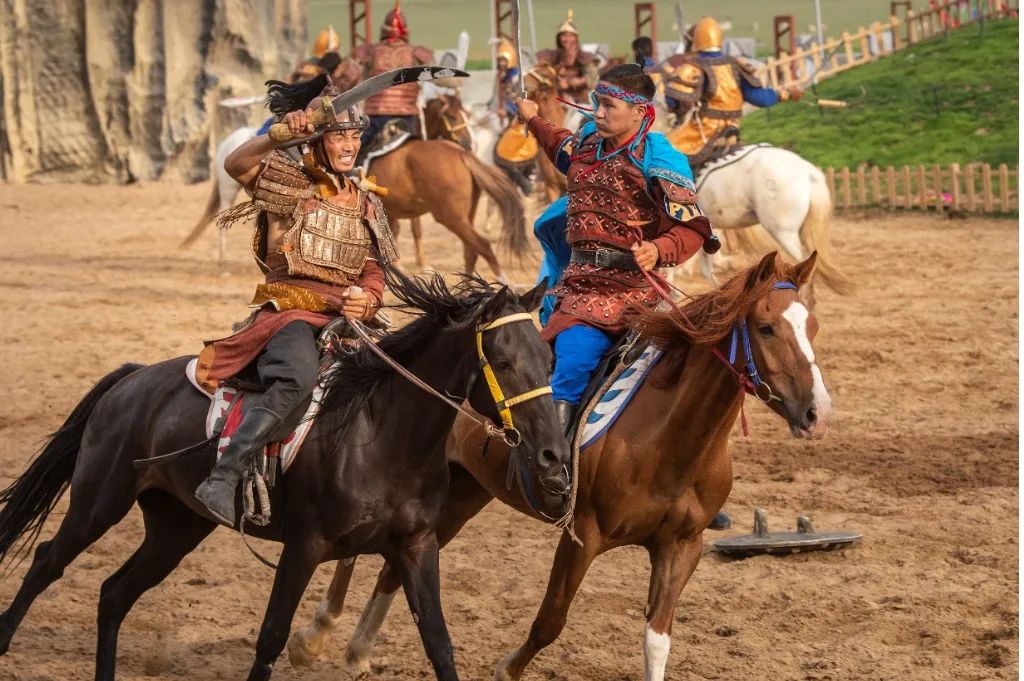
315, 268, 509, 433
634, 256, 795, 351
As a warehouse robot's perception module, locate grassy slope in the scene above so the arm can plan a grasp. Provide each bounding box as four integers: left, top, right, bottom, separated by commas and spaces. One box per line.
742, 19, 1019, 167
307, 0, 891, 60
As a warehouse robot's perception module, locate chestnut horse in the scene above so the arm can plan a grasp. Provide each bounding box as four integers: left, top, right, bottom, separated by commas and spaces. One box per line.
287, 251, 834, 680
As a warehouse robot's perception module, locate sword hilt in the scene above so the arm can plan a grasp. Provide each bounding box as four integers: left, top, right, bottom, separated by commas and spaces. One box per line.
267, 103, 336, 143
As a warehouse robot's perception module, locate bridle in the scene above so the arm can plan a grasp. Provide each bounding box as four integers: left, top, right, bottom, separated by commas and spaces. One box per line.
349, 311, 551, 448
350, 310, 563, 519
475, 313, 554, 447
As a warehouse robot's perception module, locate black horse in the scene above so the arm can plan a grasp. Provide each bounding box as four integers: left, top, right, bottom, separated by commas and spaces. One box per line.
0, 271, 571, 681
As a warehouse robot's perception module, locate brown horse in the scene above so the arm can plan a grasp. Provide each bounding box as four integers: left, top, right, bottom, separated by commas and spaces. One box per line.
287, 252, 834, 680
423, 94, 473, 151
524, 63, 569, 202
368, 138, 527, 282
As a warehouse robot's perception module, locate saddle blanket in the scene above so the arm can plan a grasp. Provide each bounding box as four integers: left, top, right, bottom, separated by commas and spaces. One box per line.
360, 131, 412, 174
185, 357, 330, 474
577, 344, 663, 451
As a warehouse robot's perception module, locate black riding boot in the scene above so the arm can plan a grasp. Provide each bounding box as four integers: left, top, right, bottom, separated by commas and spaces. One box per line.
554, 400, 576, 438
195, 407, 281, 526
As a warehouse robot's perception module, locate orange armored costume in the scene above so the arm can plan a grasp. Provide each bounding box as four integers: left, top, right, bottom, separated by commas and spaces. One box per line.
660, 17, 791, 168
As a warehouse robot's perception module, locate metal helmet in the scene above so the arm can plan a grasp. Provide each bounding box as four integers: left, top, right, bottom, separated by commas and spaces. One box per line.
496, 38, 517, 68
555, 8, 579, 48
691, 16, 723, 52
381, 1, 410, 42
312, 25, 340, 58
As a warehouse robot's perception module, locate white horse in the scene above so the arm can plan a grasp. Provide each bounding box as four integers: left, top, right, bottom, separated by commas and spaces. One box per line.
180, 125, 259, 261
684, 144, 851, 306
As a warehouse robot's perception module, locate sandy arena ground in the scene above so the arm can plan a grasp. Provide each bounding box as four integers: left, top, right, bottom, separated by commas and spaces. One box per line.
0, 182, 1017, 681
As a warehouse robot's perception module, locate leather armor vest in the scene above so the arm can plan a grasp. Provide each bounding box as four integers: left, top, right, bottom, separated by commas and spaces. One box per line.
251, 151, 398, 287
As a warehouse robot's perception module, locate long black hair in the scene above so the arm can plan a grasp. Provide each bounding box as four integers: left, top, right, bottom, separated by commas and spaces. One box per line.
265, 73, 329, 117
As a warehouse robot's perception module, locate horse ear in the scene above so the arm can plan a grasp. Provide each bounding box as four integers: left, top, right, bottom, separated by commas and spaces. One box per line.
747, 251, 779, 289
792, 251, 818, 288
517, 280, 549, 312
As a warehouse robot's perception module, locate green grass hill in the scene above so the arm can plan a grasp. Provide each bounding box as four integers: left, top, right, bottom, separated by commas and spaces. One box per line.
742, 18, 1019, 168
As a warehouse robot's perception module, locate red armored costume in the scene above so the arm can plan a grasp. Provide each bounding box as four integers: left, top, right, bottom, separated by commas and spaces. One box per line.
529, 116, 711, 341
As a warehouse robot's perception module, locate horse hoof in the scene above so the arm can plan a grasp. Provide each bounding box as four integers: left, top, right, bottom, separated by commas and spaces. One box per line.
286, 629, 323, 668
707, 511, 732, 531
493, 650, 519, 681
344, 646, 372, 677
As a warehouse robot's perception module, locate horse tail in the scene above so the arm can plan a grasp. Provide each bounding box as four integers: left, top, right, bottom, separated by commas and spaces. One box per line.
460, 152, 528, 257
0, 363, 143, 567
800, 168, 853, 295
180, 173, 222, 248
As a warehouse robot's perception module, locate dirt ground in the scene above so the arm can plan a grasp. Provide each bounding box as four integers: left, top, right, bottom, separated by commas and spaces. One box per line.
0, 182, 1017, 681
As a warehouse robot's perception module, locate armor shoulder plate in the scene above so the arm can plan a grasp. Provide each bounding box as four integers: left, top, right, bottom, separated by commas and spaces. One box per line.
253, 150, 316, 216
664, 62, 704, 102
655, 176, 713, 242
535, 49, 558, 65
364, 191, 400, 264
577, 50, 597, 65
734, 57, 764, 88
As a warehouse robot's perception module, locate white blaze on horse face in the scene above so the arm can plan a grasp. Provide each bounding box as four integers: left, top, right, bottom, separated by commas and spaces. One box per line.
644, 624, 671, 681
781, 301, 833, 433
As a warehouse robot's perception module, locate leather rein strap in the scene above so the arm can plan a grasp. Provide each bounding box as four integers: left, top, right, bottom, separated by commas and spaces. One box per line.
350, 312, 551, 448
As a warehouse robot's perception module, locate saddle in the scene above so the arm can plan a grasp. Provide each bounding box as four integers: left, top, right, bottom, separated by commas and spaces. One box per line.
565, 331, 653, 448
688, 125, 742, 175
358, 119, 417, 172
494, 122, 539, 169
185, 314, 392, 483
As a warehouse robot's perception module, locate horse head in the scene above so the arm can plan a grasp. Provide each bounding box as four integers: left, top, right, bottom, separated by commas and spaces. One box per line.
733, 251, 833, 439
423, 94, 473, 151
466, 281, 572, 520
524, 63, 558, 102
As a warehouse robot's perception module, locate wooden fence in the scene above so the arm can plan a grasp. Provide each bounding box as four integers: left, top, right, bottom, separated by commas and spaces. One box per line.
755, 0, 1019, 91
824, 163, 1018, 213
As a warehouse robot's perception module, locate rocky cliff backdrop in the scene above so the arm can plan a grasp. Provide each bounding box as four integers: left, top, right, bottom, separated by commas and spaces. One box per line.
0, 0, 306, 183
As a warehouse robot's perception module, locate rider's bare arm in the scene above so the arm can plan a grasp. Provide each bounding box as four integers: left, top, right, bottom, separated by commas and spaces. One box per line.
224, 109, 315, 192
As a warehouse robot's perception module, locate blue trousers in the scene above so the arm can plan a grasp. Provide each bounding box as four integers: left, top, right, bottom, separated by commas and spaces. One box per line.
551, 325, 614, 404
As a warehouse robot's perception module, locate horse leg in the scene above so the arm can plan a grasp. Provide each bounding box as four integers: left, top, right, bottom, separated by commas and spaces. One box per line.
494, 526, 601, 681
246, 540, 322, 681
345, 467, 492, 674
0, 482, 137, 656
394, 531, 459, 681
286, 556, 356, 667
94, 490, 215, 681
411, 217, 431, 271
642, 536, 703, 681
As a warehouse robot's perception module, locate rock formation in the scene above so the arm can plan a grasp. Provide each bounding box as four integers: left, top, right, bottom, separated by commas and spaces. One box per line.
0, 0, 306, 183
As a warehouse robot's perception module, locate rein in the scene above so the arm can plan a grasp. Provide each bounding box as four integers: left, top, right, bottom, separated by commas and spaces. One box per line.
348, 312, 552, 448
638, 261, 797, 435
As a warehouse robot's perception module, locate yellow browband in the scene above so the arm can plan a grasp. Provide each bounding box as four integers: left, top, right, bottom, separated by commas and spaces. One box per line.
476, 313, 554, 445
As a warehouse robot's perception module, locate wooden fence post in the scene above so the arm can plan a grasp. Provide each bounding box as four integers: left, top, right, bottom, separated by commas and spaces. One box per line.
890, 16, 903, 50
907, 9, 918, 43
933, 165, 944, 210
886, 166, 897, 206
982, 164, 994, 211
859, 26, 871, 62
917, 166, 929, 209
826, 167, 836, 204
841, 167, 852, 208
857, 166, 868, 205
871, 166, 882, 204
842, 31, 855, 68
901, 166, 912, 208
998, 163, 1010, 211
950, 163, 961, 210
965, 164, 977, 211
